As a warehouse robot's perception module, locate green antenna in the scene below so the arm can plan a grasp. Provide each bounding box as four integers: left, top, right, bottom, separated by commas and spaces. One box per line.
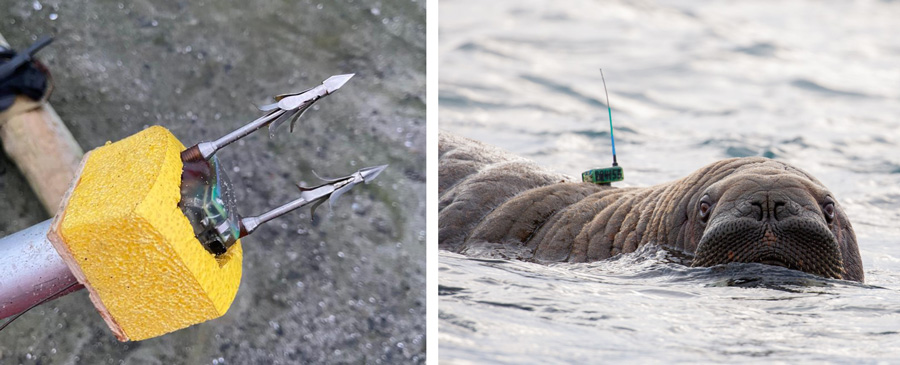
582, 69, 624, 185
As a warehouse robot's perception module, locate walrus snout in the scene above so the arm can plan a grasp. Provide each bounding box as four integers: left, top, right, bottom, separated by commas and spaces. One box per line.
692, 217, 844, 279
691, 177, 847, 279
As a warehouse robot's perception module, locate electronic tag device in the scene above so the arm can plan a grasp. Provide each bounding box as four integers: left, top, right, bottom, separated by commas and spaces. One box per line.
582, 69, 624, 185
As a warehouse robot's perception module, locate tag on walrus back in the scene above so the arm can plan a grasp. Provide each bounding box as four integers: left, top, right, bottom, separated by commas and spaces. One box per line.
582, 166, 624, 185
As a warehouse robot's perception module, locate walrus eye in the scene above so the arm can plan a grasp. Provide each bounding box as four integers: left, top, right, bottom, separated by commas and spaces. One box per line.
823, 200, 835, 222
699, 197, 712, 222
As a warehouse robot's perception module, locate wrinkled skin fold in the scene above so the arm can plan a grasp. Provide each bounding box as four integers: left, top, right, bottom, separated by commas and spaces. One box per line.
438, 132, 864, 282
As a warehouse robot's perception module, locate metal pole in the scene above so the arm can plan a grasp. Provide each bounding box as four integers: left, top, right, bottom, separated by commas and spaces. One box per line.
0, 219, 81, 320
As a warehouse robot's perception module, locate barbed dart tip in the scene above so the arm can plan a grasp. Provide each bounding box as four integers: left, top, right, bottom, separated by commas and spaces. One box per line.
328, 164, 388, 209
180, 73, 355, 162
359, 164, 388, 183
266, 73, 355, 136
238, 164, 388, 238
273, 73, 355, 110
323, 73, 355, 93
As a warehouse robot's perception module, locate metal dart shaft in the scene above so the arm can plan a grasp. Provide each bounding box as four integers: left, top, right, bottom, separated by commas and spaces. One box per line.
177, 75, 385, 257
181, 73, 354, 162
238, 164, 387, 238
237, 184, 332, 237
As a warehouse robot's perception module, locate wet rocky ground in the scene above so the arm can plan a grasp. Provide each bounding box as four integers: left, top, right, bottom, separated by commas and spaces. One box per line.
0, 0, 425, 363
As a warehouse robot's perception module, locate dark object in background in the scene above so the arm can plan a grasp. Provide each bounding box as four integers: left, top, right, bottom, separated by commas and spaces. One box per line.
0, 36, 52, 111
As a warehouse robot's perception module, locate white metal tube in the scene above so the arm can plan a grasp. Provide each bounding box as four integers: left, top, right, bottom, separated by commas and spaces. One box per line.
0, 219, 80, 320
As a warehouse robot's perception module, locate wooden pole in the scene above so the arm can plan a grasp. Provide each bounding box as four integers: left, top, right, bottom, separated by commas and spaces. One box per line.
0, 32, 83, 214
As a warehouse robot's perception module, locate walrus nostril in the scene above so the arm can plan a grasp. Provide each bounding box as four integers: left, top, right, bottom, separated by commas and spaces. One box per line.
774, 201, 787, 221
751, 202, 763, 221
753, 196, 789, 222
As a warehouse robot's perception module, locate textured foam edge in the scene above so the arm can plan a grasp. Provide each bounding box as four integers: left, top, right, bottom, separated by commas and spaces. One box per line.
47, 150, 130, 342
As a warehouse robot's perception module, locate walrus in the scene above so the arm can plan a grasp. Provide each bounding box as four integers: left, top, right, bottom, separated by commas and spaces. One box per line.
438, 132, 864, 282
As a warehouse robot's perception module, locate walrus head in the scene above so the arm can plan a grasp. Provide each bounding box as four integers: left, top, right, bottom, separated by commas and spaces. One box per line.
686, 159, 863, 282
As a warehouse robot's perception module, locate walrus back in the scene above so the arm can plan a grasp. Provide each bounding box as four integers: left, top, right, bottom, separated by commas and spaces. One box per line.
438, 132, 766, 260
438, 132, 570, 252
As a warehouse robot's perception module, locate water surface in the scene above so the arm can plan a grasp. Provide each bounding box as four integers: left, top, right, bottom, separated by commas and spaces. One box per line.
440, 0, 900, 362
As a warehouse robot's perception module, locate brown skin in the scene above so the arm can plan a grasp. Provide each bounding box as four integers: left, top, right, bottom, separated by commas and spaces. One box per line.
439, 132, 864, 282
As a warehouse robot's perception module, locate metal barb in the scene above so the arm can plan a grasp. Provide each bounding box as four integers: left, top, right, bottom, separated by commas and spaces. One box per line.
238, 164, 387, 238
263, 73, 355, 137
180, 73, 354, 162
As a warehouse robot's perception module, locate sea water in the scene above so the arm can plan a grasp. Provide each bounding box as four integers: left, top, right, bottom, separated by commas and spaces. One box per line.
439, 0, 900, 362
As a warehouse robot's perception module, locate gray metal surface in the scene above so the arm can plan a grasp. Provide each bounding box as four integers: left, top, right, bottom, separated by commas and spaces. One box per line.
0, 219, 78, 320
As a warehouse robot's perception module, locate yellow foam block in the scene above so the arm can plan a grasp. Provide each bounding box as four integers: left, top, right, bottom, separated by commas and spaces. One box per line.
48, 126, 242, 341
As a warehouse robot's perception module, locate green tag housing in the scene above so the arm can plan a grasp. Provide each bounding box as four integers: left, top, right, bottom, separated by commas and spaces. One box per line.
582, 166, 624, 185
